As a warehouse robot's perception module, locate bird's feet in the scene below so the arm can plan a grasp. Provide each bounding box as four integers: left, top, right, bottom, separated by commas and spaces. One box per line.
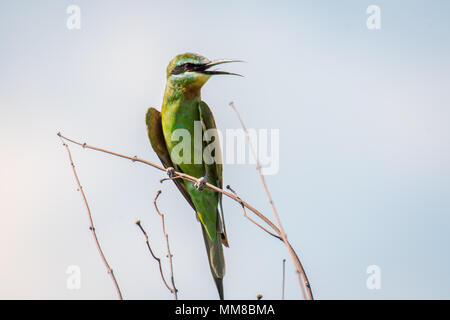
166, 167, 175, 178
195, 174, 208, 190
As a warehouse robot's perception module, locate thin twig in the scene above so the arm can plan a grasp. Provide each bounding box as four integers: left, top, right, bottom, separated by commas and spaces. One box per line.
153, 190, 178, 300
135, 220, 175, 298
58, 135, 123, 300
228, 101, 313, 300
226, 185, 281, 240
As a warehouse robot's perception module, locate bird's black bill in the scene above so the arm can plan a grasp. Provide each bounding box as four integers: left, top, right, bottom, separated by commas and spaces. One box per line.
200, 59, 243, 77
201, 70, 243, 76
171, 59, 243, 76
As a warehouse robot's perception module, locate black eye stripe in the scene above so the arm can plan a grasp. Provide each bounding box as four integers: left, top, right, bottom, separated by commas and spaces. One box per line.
171, 62, 205, 75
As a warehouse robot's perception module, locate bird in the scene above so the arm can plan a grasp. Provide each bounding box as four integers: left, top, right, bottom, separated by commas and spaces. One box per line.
145, 53, 241, 299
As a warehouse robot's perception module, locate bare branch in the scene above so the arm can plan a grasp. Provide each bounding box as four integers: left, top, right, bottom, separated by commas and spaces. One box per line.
57, 132, 281, 236
135, 220, 176, 298
153, 190, 178, 300
228, 101, 313, 300
58, 135, 123, 300
226, 185, 281, 240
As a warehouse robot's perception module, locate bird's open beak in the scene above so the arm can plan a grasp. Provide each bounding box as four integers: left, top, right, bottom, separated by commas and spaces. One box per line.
199, 59, 243, 76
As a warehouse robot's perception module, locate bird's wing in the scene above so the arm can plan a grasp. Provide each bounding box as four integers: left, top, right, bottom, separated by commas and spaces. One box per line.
198, 102, 223, 188
147, 106, 226, 298
198, 101, 229, 247
145, 107, 195, 210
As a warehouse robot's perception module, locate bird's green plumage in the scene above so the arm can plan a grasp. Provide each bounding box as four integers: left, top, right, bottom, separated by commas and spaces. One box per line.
146, 53, 237, 299
161, 88, 219, 241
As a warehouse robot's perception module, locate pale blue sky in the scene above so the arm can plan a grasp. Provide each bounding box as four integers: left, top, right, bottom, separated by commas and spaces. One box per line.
1, 0, 450, 299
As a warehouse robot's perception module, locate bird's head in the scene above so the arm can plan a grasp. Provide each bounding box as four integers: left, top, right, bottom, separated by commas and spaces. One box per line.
166, 53, 242, 90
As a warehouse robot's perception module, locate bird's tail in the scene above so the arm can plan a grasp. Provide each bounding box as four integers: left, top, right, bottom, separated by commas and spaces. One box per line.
200, 221, 225, 300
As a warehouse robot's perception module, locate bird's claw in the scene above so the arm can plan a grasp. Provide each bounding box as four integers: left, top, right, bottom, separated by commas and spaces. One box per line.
195, 175, 208, 190
166, 167, 175, 178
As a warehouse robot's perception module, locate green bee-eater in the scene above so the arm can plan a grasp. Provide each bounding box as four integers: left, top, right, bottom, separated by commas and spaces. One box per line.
146, 53, 241, 299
